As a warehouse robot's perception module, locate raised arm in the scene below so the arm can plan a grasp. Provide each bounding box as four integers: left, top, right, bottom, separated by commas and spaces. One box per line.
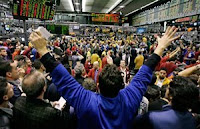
29, 31, 94, 117
169, 47, 180, 59
121, 26, 180, 111
178, 64, 200, 77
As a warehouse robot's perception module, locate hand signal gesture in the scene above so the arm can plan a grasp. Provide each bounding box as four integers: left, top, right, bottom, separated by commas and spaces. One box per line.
29, 31, 49, 56
154, 26, 180, 56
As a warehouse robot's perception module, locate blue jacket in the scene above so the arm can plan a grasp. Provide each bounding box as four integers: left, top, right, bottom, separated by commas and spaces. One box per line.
51, 64, 152, 129
134, 105, 196, 129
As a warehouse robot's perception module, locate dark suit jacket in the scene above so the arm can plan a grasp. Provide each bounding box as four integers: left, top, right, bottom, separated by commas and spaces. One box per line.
0, 108, 13, 129
13, 96, 71, 129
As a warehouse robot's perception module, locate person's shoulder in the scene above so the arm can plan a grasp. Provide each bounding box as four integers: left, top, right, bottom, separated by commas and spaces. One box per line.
15, 96, 26, 103
149, 106, 173, 119
165, 77, 171, 82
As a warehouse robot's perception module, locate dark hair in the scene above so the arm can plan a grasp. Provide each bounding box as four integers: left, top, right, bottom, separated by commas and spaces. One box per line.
72, 51, 77, 55
160, 67, 167, 73
33, 59, 42, 70
94, 49, 98, 54
61, 55, 69, 65
82, 78, 96, 92
14, 55, 26, 62
0, 77, 8, 104
0, 60, 12, 77
169, 76, 199, 111
149, 74, 157, 86
187, 75, 199, 85
99, 64, 124, 98
0, 48, 6, 52
145, 86, 160, 102
160, 85, 169, 98
63, 64, 71, 74
17, 59, 27, 69
22, 71, 46, 98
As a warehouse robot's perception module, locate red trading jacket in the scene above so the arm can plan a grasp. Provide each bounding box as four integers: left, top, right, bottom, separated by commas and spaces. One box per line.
155, 55, 170, 71
88, 68, 102, 83
85, 60, 93, 74
102, 56, 108, 69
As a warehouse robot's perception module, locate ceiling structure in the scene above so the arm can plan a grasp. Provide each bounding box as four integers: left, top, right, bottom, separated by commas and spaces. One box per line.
0, 0, 168, 16
56, 0, 169, 16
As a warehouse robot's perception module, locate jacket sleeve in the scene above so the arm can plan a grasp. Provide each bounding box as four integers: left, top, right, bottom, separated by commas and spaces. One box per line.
120, 54, 160, 113
40, 53, 94, 117
51, 65, 94, 116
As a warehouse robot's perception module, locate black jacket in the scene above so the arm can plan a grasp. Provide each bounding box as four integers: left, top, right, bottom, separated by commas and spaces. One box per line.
13, 96, 71, 129
0, 108, 13, 129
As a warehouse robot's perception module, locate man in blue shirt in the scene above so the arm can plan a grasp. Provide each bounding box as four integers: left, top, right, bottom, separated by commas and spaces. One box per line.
29, 26, 180, 129
133, 76, 199, 129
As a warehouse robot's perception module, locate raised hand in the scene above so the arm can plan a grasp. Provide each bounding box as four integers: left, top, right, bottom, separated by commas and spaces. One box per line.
154, 26, 180, 56
29, 31, 49, 56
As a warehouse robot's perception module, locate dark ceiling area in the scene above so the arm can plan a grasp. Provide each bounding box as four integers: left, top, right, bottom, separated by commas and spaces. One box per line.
0, 0, 170, 16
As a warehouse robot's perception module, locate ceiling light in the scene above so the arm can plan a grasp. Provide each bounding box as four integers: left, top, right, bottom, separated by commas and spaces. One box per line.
125, 9, 139, 16
106, 0, 122, 13
75, 2, 80, 5
82, 0, 86, 12
140, 0, 159, 9
68, 0, 74, 12
119, 6, 124, 8
76, 9, 80, 12
112, 11, 116, 13
125, 0, 159, 16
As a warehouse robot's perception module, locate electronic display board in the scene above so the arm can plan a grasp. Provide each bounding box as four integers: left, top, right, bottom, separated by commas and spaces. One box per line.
91, 13, 119, 23
12, 0, 55, 20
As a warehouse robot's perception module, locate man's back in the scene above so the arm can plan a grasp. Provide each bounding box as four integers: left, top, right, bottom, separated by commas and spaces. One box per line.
134, 105, 196, 129
50, 63, 153, 129
150, 106, 196, 129
134, 55, 144, 70
76, 92, 136, 129
13, 96, 70, 129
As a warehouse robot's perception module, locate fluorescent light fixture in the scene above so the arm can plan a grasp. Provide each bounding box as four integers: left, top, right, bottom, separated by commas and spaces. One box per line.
106, 0, 122, 13
125, 9, 139, 16
113, 0, 132, 13
125, 0, 159, 16
75, 2, 80, 5
119, 6, 125, 8
82, 0, 86, 12
68, 0, 74, 12
140, 0, 159, 9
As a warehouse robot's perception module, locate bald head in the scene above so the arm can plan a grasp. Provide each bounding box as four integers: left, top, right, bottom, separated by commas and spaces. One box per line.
22, 71, 46, 98
93, 61, 99, 69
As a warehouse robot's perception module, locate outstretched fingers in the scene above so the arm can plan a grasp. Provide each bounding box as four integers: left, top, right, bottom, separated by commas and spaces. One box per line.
165, 26, 171, 35
167, 26, 176, 36
170, 35, 180, 42
169, 28, 178, 38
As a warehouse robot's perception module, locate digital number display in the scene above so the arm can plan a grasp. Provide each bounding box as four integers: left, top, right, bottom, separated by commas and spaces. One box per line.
91, 13, 119, 23
12, 0, 55, 20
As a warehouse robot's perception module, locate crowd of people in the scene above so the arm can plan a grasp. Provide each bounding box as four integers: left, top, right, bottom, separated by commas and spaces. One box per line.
0, 26, 199, 129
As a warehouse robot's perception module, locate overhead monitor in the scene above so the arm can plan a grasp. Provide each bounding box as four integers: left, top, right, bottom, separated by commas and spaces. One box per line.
12, 0, 56, 20
91, 13, 119, 23
137, 28, 146, 34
